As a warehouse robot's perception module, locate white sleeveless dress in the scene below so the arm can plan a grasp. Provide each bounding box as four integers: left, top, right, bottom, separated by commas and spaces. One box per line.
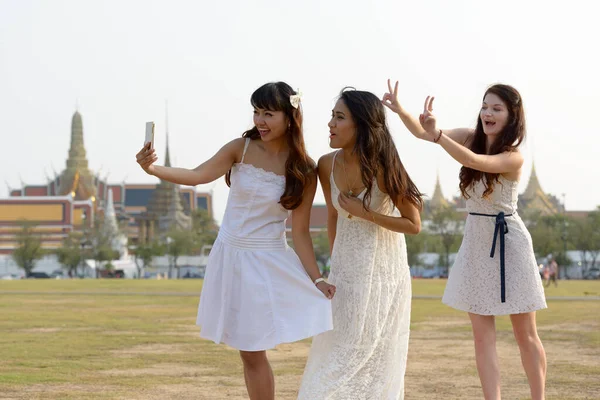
298, 151, 412, 400
442, 176, 547, 315
196, 139, 333, 351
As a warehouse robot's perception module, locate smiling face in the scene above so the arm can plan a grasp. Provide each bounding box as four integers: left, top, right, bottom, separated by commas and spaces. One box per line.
253, 108, 288, 142
480, 93, 510, 137
327, 99, 357, 149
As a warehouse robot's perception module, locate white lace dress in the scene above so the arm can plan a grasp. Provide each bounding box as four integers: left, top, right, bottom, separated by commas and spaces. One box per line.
196, 139, 333, 351
298, 153, 412, 400
442, 176, 547, 315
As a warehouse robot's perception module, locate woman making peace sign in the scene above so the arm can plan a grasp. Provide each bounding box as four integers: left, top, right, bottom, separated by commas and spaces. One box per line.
384, 80, 547, 400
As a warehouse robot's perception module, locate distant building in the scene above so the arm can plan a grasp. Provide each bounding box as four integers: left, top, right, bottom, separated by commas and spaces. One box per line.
0, 110, 212, 254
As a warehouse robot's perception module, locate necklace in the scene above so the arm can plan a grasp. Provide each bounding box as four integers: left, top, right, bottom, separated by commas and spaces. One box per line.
341, 150, 361, 197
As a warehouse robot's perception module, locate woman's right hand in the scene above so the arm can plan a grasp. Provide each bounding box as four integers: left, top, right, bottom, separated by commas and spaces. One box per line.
382, 79, 403, 114
136, 143, 158, 175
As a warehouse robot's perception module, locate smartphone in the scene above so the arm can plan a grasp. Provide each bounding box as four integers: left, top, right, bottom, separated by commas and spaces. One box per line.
144, 121, 155, 148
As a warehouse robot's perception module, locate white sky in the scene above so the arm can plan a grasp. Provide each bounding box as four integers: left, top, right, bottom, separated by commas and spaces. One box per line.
1, 0, 598, 223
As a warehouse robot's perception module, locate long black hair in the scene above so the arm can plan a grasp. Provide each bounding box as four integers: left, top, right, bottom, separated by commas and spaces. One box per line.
339, 88, 423, 209
226, 82, 314, 210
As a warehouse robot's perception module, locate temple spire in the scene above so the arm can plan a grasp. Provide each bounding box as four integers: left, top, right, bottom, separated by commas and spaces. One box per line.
523, 161, 543, 200
58, 111, 96, 199
430, 171, 449, 209
159, 183, 191, 233
66, 111, 89, 170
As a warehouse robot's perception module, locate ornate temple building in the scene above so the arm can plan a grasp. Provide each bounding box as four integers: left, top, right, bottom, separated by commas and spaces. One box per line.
517, 162, 562, 215
136, 135, 192, 244
426, 164, 581, 220
422, 173, 450, 217
0, 110, 212, 254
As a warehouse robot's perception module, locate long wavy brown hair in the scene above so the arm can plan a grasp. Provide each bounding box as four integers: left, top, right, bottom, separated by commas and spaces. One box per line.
339, 88, 423, 210
459, 84, 525, 198
225, 82, 314, 210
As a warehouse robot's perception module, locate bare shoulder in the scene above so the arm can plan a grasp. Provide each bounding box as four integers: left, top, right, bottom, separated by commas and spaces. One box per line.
317, 151, 337, 172
306, 156, 317, 172
317, 151, 337, 184
224, 137, 248, 163
318, 150, 337, 164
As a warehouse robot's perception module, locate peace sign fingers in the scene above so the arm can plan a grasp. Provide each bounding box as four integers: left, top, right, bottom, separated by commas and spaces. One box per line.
382, 79, 402, 114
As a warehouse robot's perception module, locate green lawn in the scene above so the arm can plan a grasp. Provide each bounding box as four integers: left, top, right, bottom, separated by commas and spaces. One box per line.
0, 279, 598, 399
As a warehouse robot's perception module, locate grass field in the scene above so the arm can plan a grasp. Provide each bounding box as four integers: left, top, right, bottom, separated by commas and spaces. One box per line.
0, 279, 598, 400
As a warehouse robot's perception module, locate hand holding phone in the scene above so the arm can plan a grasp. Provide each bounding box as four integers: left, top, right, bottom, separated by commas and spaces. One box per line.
144, 121, 155, 148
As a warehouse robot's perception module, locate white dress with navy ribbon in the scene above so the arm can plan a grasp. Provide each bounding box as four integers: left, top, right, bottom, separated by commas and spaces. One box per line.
442, 176, 547, 316
196, 139, 333, 351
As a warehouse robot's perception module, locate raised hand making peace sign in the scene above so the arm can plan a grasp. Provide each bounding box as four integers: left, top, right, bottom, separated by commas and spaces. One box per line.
382, 79, 438, 142
419, 96, 438, 139
381, 79, 403, 114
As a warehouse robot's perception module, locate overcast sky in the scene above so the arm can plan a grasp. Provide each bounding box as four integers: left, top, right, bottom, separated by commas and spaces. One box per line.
1, 0, 598, 222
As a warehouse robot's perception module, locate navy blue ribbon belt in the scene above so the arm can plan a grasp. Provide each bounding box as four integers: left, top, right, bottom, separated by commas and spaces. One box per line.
468, 211, 512, 303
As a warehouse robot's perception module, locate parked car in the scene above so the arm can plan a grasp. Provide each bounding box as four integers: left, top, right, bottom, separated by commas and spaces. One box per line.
100, 269, 125, 278
49, 270, 64, 279
0, 273, 21, 280
27, 272, 50, 279
583, 268, 600, 280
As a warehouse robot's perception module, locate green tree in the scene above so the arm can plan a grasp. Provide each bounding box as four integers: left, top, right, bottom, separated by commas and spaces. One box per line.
588, 207, 600, 269
56, 233, 84, 278
528, 214, 572, 277
530, 215, 565, 253
12, 221, 45, 277
85, 216, 119, 278
405, 232, 426, 268
429, 205, 464, 274
570, 208, 600, 276
131, 241, 162, 279
165, 229, 195, 279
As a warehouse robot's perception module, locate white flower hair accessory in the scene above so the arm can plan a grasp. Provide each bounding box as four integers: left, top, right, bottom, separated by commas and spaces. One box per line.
290, 89, 302, 109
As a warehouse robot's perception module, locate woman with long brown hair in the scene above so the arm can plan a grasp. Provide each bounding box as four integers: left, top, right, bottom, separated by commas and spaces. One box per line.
298, 88, 422, 399
136, 81, 334, 400
385, 80, 547, 400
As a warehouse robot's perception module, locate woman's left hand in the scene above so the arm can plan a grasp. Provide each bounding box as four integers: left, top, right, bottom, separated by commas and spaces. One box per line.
316, 281, 337, 299
338, 192, 368, 220
419, 96, 440, 142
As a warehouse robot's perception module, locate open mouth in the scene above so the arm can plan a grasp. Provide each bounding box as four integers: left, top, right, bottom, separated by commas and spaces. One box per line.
258, 129, 270, 136
484, 121, 496, 128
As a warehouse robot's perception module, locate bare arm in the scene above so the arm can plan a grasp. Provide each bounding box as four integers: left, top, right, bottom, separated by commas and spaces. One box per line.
436, 132, 524, 173
419, 97, 524, 174
383, 80, 474, 145
369, 195, 421, 234
338, 187, 421, 235
292, 167, 336, 299
318, 154, 338, 254
135, 138, 244, 186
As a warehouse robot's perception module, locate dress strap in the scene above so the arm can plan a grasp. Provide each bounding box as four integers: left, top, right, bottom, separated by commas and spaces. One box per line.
330, 150, 341, 180
240, 138, 250, 163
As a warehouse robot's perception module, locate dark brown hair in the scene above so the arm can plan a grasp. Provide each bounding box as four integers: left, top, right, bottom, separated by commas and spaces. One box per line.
339, 88, 423, 210
459, 84, 525, 198
226, 82, 314, 210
